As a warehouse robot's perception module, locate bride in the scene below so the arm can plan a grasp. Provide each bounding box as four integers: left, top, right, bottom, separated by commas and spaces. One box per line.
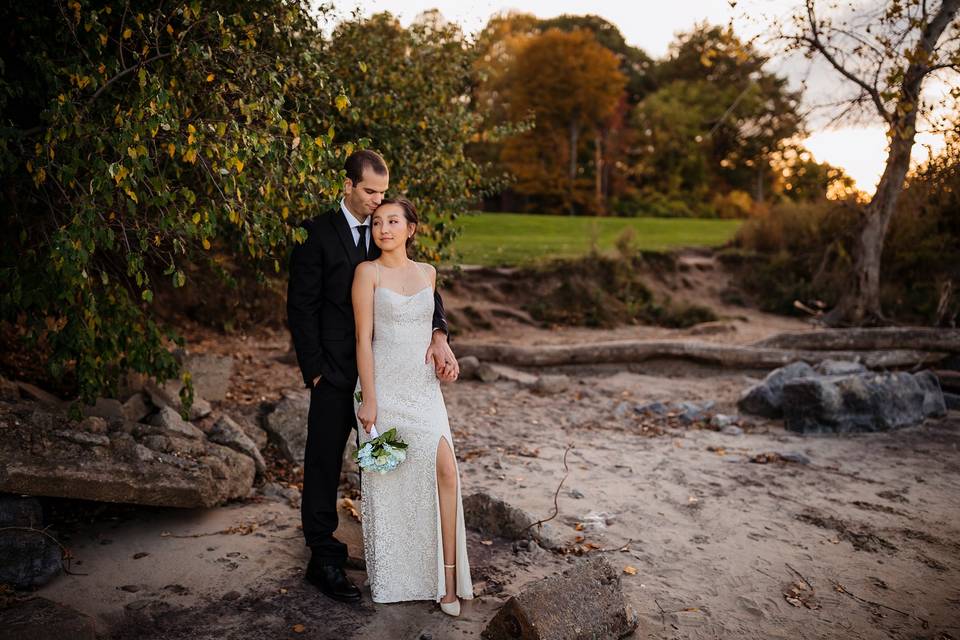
351, 197, 473, 615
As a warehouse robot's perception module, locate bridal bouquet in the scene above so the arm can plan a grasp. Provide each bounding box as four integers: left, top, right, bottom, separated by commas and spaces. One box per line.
354, 391, 408, 474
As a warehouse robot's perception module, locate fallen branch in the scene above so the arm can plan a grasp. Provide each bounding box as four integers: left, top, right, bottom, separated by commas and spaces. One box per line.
831, 580, 929, 628
522, 443, 573, 536
753, 327, 960, 353
456, 339, 944, 370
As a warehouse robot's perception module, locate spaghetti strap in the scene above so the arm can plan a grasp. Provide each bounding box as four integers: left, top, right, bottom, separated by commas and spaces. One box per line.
415, 262, 433, 291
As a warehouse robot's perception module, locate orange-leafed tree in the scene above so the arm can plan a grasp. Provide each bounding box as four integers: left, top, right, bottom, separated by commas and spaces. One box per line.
499, 28, 626, 214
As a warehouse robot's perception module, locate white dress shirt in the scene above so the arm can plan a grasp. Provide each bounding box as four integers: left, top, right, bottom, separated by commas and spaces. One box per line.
340, 198, 370, 251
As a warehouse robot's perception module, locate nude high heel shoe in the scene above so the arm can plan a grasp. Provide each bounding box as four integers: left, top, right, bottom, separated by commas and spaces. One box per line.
439, 564, 460, 616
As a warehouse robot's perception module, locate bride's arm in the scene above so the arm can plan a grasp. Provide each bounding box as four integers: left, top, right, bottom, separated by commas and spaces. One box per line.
353, 262, 377, 434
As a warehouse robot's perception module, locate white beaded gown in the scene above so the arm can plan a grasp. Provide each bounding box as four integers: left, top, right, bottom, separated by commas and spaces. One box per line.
354, 275, 473, 604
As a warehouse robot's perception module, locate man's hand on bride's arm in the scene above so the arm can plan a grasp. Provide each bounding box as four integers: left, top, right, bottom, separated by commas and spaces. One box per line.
426, 329, 459, 382
357, 400, 377, 434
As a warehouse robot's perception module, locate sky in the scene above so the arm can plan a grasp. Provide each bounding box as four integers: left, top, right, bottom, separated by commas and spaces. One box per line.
331, 0, 953, 195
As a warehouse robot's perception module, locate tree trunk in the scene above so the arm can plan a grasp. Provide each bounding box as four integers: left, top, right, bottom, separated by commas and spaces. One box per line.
567, 119, 579, 215
821, 0, 959, 326
823, 122, 915, 326
455, 339, 946, 370
594, 129, 603, 214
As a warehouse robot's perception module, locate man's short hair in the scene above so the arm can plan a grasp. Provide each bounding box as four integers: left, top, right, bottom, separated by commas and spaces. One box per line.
344, 150, 388, 185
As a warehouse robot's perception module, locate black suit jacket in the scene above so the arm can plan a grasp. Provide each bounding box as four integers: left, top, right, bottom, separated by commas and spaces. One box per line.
287, 208, 449, 391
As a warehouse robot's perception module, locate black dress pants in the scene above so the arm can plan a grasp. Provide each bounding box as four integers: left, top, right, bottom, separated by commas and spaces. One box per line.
301, 377, 356, 566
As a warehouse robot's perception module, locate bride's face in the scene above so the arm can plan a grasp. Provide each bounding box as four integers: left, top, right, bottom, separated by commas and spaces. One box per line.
372, 204, 414, 251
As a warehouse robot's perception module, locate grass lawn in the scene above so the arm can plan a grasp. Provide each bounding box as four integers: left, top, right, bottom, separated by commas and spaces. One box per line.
447, 212, 743, 266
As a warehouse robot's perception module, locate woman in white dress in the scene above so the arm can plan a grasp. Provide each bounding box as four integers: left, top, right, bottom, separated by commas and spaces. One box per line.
351, 197, 473, 615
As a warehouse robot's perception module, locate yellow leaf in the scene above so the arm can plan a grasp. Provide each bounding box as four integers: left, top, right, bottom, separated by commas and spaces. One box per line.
202, 238, 211, 250
206, 73, 215, 82
192, 213, 201, 224
314, 136, 324, 148
234, 159, 244, 173
183, 148, 197, 163
289, 122, 299, 137
281, 206, 289, 220
358, 61, 367, 73
166, 24, 174, 35
99, 33, 108, 46
228, 207, 238, 223
335, 94, 349, 112
623, 566, 637, 575
167, 143, 176, 158
125, 187, 138, 203
122, 27, 132, 40
343, 142, 354, 157
113, 165, 128, 184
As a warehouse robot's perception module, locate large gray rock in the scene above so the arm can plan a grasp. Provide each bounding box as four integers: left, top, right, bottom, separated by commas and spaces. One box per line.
0, 597, 96, 640
459, 356, 480, 380
0, 406, 255, 508
148, 406, 205, 439
177, 352, 235, 402
144, 379, 211, 421
463, 492, 566, 550
0, 496, 61, 589
738, 361, 817, 417
263, 392, 309, 465
209, 414, 266, 475
782, 370, 946, 434
482, 556, 638, 640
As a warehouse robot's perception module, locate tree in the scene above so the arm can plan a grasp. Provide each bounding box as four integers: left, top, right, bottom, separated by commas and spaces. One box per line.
0, 2, 496, 404
321, 11, 500, 263
632, 24, 803, 207
498, 29, 626, 213
782, 0, 960, 326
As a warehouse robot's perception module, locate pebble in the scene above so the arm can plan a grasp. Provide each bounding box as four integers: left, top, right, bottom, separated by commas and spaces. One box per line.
721, 425, 744, 436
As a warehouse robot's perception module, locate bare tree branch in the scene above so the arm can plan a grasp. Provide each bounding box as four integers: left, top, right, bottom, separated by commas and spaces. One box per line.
802, 0, 892, 123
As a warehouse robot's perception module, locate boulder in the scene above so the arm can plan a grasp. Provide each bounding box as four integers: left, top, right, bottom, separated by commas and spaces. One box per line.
177, 352, 235, 402
263, 393, 309, 465
489, 365, 538, 387
14, 382, 63, 406
209, 415, 266, 475
482, 556, 638, 640
143, 379, 211, 421
121, 392, 152, 422
945, 392, 960, 411
0, 406, 254, 508
80, 397, 124, 421
458, 356, 480, 380
782, 370, 945, 434
738, 361, 817, 417
534, 375, 570, 395
0, 597, 96, 640
463, 492, 566, 550
0, 496, 61, 589
148, 406, 205, 439
815, 359, 867, 376
476, 363, 501, 383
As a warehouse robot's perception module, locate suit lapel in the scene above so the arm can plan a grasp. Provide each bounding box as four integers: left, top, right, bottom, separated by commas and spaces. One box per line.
330, 208, 361, 265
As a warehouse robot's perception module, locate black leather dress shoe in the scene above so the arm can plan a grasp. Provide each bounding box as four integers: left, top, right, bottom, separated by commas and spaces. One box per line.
305, 562, 362, 603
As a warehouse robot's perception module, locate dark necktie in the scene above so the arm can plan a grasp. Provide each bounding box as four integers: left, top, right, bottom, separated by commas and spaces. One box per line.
357, 225, 368, 260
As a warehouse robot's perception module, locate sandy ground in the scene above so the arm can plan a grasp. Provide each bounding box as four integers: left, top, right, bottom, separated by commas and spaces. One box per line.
20, 257, 960, 639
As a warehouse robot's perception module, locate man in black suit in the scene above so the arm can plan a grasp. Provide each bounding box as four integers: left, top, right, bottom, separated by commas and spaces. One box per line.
286, 149, 459, 602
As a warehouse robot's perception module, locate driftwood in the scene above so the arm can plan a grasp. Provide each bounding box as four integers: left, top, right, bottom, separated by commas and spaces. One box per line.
455, 340, 946, 370
753, 327, 960, 352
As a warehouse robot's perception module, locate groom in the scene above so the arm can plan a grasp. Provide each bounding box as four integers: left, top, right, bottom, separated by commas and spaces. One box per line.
286, 149, 459, 602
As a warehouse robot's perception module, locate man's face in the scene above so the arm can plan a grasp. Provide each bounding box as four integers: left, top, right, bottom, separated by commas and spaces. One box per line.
344, 168, 389, 219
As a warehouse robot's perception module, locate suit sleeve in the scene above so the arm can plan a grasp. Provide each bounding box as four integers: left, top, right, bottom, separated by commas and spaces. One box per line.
287, 220, 327, 388
432, 288, 450, 339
